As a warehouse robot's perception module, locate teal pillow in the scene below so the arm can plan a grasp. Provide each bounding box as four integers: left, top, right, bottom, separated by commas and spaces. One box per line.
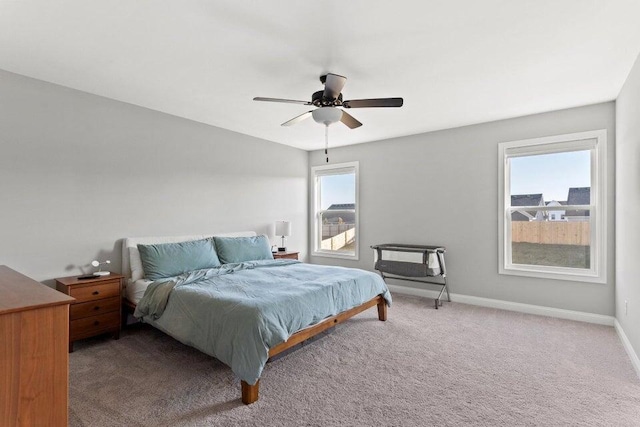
137, 238, 221, 281
213, 235, 274, 264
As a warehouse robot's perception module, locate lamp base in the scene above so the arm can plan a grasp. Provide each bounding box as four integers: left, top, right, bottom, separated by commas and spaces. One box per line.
94, 271, 111, 276
278, 247, 287, 252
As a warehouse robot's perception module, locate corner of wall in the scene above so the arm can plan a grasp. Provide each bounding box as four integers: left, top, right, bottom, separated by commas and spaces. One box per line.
614, 49, 640, 377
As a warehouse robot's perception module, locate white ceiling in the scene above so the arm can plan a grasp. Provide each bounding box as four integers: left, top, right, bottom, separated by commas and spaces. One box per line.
1, 1, 639, 150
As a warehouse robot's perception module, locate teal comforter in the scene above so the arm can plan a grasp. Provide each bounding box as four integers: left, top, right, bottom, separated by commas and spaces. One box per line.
134, 260, 392, 385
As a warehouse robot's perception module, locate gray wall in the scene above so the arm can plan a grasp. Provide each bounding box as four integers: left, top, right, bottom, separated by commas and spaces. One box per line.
0, 70, 308, 283
309, 102, 615, 316
615, 53, 640, 354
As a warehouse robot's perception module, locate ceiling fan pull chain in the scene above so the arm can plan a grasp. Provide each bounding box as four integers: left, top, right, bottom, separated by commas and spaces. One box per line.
325, 124, 329, 163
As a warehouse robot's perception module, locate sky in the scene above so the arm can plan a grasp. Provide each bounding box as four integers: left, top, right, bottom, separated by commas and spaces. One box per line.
320, 173, 355, 209
318, 151, 589, 209
510, 150, 590, 201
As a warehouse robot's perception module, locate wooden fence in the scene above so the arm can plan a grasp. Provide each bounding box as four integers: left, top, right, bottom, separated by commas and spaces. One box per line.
511, 221, 590, 245
322, 224, 354, 239
321, 227, 355, 251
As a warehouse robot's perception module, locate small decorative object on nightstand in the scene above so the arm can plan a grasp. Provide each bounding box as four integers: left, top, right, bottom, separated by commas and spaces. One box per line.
55, 273, 123, 352
272, 251, 299, 260
91, 259, 111, 276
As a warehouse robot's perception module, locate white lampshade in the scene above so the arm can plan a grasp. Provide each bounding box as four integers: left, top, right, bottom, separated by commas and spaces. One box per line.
275, 221, 292, 237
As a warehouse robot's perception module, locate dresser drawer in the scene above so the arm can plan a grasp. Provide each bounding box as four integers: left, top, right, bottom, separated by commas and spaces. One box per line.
70, 296, 120, 320
70, 311, 120, 341
69, 280, 120, 303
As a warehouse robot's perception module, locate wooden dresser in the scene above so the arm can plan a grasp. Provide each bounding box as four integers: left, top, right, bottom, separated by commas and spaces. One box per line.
0, 265, 75, 427
56, 273, 123, 352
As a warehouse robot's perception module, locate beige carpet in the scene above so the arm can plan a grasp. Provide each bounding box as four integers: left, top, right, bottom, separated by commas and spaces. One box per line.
69, 295, 640, 426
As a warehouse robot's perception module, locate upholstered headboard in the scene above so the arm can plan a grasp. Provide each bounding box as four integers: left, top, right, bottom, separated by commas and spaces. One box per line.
121, 231, 257, 285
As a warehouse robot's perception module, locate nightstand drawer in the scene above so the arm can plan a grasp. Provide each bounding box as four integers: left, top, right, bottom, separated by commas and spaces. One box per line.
273, 252, 299, 260
70, 296, 120, 320
70, 311, 120, 341
69, 280, 120, 303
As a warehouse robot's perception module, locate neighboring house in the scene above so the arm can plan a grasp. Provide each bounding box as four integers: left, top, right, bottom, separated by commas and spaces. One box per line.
511, 194, 545, 221
565, 187, 590, 221
546, 200, 567, 221
323, 203, 356, 224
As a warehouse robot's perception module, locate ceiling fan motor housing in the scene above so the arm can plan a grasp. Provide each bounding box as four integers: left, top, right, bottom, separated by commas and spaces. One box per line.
312, 90, 343, 107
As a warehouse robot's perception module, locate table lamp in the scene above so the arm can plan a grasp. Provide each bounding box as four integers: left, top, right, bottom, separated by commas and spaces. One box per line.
275, 221, 291, 252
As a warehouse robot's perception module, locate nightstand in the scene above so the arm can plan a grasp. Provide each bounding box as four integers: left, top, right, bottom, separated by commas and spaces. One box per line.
55, 273, 123, 352
273, 251, 299, 260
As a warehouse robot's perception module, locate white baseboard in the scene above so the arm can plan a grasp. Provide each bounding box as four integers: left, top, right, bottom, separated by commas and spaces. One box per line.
387, 284, 615, 326
614, 319, 640, 380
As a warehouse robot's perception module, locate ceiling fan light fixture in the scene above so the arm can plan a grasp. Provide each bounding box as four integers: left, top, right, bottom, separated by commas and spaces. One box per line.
312, 107, 343, 126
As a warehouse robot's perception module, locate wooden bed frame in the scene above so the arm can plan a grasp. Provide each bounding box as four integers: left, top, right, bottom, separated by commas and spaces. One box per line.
123, 295, 387, 404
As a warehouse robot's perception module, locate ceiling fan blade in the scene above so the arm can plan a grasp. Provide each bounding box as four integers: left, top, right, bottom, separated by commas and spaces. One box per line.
323, 73, 347, 100
342, 97, 404, 108
281, 111, 313, 126
253, 97, 311, 105
340, 111, 363, 129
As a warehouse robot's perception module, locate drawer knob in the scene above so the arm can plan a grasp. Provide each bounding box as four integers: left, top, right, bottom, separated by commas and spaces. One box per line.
92, 291, 100, 295
94, 321, 100, 326
94, 306, 100, 311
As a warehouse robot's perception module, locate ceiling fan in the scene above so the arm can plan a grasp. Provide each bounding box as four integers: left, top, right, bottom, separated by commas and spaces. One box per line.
253, 73, 403, 129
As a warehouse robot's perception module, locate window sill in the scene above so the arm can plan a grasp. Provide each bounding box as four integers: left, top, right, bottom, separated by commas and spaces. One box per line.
500, 265, 606, 284
312, 251, 359, 261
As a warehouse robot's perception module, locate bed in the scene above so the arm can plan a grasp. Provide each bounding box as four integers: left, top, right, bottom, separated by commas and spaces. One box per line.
121, 232, 391, 404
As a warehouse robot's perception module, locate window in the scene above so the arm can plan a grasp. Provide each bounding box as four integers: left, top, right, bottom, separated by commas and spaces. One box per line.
312, 161, 359, 259
498, 130, 607, 283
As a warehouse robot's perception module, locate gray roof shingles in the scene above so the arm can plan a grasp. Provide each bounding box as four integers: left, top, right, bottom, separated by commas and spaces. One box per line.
566, 187, 590, 217
511, 194, 544, 221
327, 203, 355, 210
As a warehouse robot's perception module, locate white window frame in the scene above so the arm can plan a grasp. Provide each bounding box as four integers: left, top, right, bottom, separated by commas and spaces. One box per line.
311, 161, 359, 260
498, 130, 607, 283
